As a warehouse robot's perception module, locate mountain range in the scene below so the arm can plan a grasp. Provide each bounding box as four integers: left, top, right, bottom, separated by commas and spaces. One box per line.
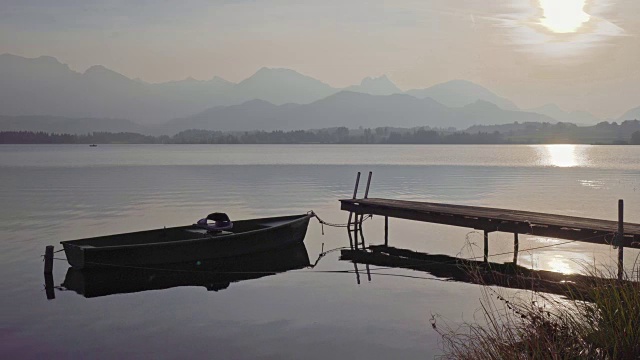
619, 105, 640, 121
1, 53, 639, 133
166, 92, 554, 133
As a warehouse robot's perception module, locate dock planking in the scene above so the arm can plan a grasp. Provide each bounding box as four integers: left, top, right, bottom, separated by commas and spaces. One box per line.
340, 198, 640, 249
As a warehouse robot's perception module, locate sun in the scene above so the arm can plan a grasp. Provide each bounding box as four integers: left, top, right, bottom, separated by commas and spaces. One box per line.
539, 0, 590, 33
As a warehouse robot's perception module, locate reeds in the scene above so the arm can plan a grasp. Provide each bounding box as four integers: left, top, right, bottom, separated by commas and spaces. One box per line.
433, 263, 640, 359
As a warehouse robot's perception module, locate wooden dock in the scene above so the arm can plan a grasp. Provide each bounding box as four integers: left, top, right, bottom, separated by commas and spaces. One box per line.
340, 198, 640, 248
340, 172, 638, 279
340, 198, 640, 250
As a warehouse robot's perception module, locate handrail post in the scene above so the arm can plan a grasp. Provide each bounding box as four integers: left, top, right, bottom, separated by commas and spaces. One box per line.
364, 171, 372, 199
352, 172, 361, 199
360, 171, 373, 240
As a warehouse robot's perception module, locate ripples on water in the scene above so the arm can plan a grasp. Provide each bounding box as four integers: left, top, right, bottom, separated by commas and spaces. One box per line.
1, 144, 640, 358
3, 144, 640, 170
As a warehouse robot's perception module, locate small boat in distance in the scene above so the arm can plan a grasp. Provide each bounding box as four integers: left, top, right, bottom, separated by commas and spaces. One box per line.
89, 144, 97, 147
61, 213, 312, 269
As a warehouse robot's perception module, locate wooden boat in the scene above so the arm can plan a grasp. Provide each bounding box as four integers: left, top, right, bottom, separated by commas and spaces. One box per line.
62, 243, 310, 298
61, 214, 312, 269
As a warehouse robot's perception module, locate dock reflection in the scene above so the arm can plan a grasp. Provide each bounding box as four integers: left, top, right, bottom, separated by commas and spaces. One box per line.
62, 243, 310, 298
340, 245, 629, 299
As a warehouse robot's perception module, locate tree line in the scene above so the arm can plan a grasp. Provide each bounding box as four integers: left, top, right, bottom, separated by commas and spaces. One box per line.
2, 129, 640, 145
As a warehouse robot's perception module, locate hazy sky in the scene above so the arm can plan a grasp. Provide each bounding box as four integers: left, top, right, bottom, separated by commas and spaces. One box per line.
1, 0, 639, 118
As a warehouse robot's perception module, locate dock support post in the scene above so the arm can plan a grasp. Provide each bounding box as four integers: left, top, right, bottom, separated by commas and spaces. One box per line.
354, 219, 359, 249
618, 199, 624, 280
484, 230, 489, 263
347, 225, 354, 249
513, 233, 519, 265
384, 216, 389, 246
44, 245, 54, 274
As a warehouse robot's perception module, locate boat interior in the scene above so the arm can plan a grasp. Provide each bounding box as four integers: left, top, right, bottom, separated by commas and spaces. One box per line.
63, 214, 307, 247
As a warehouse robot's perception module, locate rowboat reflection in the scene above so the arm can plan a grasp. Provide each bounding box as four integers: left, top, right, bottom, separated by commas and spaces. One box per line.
62, 243, 310, 298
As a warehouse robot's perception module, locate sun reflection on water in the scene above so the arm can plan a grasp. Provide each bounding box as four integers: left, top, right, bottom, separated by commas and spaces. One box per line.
547, 257, 576, 274
538, 144, 585, 167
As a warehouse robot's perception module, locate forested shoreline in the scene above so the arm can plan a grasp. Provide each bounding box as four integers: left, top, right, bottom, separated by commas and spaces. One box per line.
1, 127, 640, 145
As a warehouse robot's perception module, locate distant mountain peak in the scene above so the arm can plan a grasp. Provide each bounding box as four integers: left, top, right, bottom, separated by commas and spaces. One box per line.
234, 67, 336, 105
465, 99, 501, 110
434, 79, 493, 92
345, 74, 401, 96
35, 55, 62, 64
443, 79, 476, 86
240, 98, 276, 106
240, 67, 331, 86
406, 79, 519, 110
83, 65, 132, 82
83, 64, 111, 75
619, 105, 640, 121
0, 53, 70, 71
538, 103, 564, 111
360, 74, 393, 86
252, 67, 303, 77
528, 103, 600, 125
84, 64, 111, 73
209, 75, 233, 85
0, 53, 61, 64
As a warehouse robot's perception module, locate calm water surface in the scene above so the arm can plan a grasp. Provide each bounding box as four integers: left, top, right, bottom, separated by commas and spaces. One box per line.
1, 144, 640, 359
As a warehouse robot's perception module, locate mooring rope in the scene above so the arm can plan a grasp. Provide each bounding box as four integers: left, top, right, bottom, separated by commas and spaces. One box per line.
41, 211, 625, 284
43, 231, 630, 296
307, 210, 372, 235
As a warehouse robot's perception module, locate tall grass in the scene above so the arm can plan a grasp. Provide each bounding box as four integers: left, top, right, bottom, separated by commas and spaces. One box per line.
433, 263, 640, 359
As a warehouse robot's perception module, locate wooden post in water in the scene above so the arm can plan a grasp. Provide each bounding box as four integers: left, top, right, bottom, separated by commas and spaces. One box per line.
384, 216, 389, 246
44, 245, 54, 274
513, 233, 519, 265
484, 230, 489, 263
618, 199, 624, 280
44, 273, 55, 300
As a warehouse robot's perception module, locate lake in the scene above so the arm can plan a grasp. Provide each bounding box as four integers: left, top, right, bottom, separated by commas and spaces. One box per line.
2, 144, 640, 359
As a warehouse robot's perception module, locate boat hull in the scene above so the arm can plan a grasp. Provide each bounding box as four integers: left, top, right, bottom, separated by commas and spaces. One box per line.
62, 243, 310, 298
62, 214, 311, 269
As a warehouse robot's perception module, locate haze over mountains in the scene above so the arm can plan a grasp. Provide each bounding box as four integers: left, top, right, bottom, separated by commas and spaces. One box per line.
168, 93, 555, 133
1, 53, 639, 135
